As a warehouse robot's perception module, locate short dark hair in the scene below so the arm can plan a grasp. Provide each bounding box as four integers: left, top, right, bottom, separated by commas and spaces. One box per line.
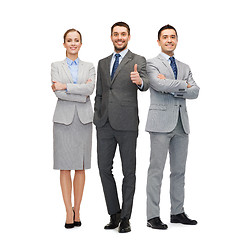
158, 24, 177, 40
111, 22, 130, 35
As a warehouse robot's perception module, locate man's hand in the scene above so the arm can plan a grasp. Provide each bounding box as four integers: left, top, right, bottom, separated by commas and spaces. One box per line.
157, 74, 166, 79
157, 74, 191, 89
130, 64, 142, 86
51, 81, 67, 91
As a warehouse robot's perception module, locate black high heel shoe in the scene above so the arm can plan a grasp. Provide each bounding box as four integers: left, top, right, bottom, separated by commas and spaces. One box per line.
65, 222, 75, 229
73, 208, 82, 227
64, 210, 75, 229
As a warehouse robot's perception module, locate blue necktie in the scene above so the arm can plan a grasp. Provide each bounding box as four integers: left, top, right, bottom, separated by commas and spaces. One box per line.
169, 56, 177, 79
111, 53, 121, 79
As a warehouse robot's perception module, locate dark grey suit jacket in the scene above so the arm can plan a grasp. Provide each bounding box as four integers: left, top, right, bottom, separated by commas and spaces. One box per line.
93, 50, 149, 131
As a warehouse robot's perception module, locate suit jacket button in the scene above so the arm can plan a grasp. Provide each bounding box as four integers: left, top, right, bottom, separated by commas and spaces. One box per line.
110, 87, 112, 90
179, 105, 182, 107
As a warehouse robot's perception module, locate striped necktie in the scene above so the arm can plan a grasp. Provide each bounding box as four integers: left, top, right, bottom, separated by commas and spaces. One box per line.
169, 56, 177, 79
111, 53, 121, 80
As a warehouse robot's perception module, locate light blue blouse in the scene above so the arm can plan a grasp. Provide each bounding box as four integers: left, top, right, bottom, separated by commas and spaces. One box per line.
66, 57, 79, 84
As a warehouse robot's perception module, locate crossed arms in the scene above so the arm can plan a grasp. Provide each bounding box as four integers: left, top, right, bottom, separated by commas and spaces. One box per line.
51, 63, 95, 103
147, 60, 199, 99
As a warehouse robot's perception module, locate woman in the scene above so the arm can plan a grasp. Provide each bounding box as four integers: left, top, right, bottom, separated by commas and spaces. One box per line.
51, 29, 95, 229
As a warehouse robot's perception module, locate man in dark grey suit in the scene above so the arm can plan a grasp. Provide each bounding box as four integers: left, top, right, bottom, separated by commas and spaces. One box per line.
93, 22, 149, 233
146, 25, 199, 230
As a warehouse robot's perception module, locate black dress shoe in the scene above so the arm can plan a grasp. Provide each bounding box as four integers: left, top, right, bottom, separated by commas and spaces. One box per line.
171, 212, 197, 225
147, 217, 168, 230
118, 218, 131, 233
104, 211, 121, 229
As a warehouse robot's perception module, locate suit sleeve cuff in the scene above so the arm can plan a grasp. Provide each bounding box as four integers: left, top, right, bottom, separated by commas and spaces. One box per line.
137, 79, 144, 90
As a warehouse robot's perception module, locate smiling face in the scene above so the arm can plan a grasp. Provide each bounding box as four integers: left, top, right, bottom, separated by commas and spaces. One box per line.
157, 29, 178, 56
111, 26, 130, 53
63, 31, 82, 59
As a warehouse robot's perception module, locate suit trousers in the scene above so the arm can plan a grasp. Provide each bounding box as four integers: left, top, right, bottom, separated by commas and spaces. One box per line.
96, 121, 138, 219
146, 116, 189, 220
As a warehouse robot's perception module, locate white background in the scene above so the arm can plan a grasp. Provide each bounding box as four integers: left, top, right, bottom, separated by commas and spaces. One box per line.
1, 0, 243, 239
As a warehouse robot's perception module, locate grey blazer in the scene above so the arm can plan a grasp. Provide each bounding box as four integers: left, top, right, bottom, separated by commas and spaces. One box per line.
93, 50, 149, 131
145, 54, 200, 134
51, 59, 96, 125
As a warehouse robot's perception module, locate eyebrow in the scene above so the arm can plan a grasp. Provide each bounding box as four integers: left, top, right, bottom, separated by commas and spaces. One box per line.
66, 38, 80, 40
162, 34, 176, 37
113, 31, 127, 34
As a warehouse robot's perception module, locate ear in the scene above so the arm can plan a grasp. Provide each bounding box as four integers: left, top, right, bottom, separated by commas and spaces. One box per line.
157, 39, 160, 46
128, 35, 131, 41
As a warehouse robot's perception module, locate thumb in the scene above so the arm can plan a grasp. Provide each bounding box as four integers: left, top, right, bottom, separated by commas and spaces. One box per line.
134, 64, 138, 72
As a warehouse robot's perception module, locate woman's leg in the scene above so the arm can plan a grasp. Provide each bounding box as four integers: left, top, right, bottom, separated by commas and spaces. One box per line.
73, 170, 85, 221
60, 170, 74, 223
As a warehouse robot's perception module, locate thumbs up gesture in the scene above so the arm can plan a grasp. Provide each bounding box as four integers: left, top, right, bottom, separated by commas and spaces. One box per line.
130, 64, 142, 86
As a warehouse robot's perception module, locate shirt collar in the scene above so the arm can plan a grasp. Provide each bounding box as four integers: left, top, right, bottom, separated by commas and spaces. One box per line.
66, 57, 79, 66
112, 48, 129, 59
160, 52, 175, 62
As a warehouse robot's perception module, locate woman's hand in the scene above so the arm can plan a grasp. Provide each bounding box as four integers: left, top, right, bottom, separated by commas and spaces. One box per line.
85, 79, 92, 84
51, 81, 67, 91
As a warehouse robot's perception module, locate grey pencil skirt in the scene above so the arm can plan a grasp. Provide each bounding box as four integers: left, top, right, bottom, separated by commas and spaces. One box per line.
53, 109, 92, 170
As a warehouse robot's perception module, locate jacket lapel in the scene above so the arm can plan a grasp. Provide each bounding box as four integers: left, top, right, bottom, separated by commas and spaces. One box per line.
157, 54, 175, 79
111, 50, 133, 84
104, 54, 113, 85
77, 59, 84, 83
62, 60, 73, 83
175, 59, 182, 80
